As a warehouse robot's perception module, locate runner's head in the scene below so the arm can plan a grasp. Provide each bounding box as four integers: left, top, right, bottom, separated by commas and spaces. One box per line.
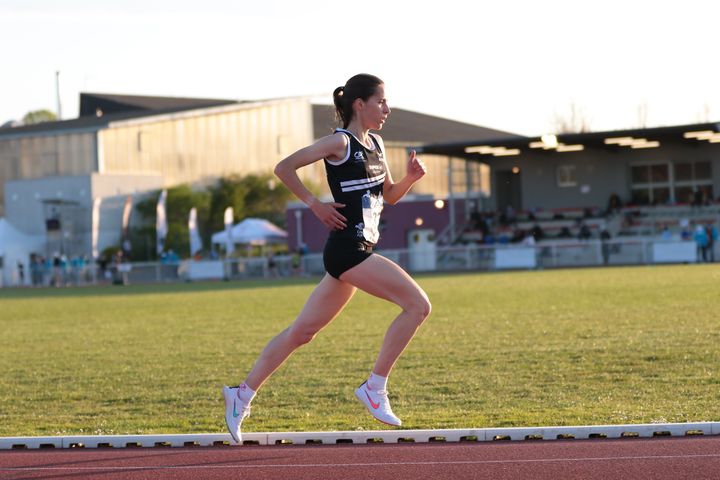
333, 74, 384, 129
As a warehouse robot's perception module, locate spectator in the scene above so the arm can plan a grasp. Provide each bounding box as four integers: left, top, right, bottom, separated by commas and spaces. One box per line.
529, 224, 545, 242
606, 193, 623, 215
510, 229, 525, 243
291, 248, 303, 277
660, 226, 673, 241
52, 252, 62, 287
694, 224, 709, 262
557, 226, 572, 239
692, 187, 704, 208
266, 251, 279, 278
578, 222, 592, 240
30, 254, 43, 286
16, 260, 25, 286
706, 223, 718, 262
600, 228, 612, 265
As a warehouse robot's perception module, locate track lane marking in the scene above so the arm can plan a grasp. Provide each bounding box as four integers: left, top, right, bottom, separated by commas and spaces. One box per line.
3, 453, 720, 471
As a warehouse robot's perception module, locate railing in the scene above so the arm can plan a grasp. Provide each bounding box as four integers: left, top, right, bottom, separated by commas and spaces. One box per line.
3, 238, 716, 288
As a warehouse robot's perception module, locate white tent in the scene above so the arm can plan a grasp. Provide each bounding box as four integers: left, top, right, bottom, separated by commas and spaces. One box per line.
0, 218, 46, 287
211, 217, 288, 247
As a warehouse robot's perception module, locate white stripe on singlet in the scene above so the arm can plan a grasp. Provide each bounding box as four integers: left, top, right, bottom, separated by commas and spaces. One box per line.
339, 172, 386, 188
341, 176, 386, 192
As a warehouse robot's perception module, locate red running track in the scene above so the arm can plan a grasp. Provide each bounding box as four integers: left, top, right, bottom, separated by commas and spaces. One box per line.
1, 436, 719, 480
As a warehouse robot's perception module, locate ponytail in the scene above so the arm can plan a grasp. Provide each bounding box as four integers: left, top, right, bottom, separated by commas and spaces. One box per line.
333, 86, 351, 129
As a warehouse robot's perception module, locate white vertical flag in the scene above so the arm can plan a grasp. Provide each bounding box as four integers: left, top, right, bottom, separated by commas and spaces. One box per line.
223, 206, 234, 256
188, 207, 203, 257
91, 197, 102, 259
156, 189, 168, 255
121, 195, 133, 255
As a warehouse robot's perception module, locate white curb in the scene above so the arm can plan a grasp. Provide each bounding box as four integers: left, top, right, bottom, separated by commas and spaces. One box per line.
1, 422, 717, 449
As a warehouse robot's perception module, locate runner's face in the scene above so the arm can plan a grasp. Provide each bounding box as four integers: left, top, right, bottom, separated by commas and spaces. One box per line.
359, 84, 390, 130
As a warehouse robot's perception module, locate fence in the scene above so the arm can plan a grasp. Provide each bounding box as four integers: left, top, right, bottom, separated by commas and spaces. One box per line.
2, 238, 716, 288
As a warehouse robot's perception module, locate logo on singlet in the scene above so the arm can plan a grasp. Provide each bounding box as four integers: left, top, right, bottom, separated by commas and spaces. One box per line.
354, 151, 365, 162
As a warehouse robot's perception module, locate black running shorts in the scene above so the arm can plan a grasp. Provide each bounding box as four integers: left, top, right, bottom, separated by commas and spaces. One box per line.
323, 236, 374, 279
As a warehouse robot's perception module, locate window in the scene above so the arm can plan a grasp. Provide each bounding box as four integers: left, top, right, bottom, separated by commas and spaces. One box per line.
556, 165, 577, 187
674, 163, 692, 181
672, 160, 713, 204
631, 165, 650, 183
631, 188, 650, 205
695, 161, 711, 180
650, 164, 669, 182
652, 187, 670, 204
674, 186, 694, 204
630, 162, 671, 205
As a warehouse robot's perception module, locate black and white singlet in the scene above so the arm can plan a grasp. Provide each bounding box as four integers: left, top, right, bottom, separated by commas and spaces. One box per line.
325, 128, 386, 245
322, 129, 386, 279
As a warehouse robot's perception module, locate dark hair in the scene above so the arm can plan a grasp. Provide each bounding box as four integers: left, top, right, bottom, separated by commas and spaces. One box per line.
333, 73, 384, 128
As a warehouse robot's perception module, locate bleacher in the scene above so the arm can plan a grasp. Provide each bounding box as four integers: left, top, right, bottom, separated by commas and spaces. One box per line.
456, 206, 610, 245
451, 201, 720, 247
617, 203, 720, 237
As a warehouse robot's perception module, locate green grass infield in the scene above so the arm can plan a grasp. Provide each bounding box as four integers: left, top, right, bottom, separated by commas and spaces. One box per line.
1, 264, 719, 437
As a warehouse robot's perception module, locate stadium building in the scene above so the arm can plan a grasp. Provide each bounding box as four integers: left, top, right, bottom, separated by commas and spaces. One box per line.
0, 93, 504, 267
287, 122, 720, 251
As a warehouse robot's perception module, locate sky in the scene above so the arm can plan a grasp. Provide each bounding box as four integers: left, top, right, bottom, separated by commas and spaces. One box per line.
1, 0, 719, 136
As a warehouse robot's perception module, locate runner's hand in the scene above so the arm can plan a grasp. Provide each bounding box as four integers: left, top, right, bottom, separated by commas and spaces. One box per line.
407, 150, 427, 181
309, 199, 347, 230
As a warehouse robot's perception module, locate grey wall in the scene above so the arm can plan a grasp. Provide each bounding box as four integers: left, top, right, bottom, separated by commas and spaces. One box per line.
485, 142, 720, 212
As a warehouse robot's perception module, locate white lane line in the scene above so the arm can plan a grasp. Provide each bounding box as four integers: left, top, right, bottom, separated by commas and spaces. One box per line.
3, 453, 720, 471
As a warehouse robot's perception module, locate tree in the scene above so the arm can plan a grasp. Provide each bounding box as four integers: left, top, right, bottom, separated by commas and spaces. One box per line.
133, 185, 211, 260
22, 109, 57, 125
207, 175, 248, 237
551, 101, 592, 133
207, 173, 316, 234
235, 174, 295, 227
131, 173, 312, 260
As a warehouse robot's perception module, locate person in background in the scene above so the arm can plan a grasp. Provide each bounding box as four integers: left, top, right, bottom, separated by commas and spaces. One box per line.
600, 228, 612, 265
16, 260, 25, 286
705, 223, 718, 262
222, 74, 430, 445
694, 223, 709, 262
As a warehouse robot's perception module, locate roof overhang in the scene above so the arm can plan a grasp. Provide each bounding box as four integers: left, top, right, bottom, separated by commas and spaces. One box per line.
416, 121, 720, 163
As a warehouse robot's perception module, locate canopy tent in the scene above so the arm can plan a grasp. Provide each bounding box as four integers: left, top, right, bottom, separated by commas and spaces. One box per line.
211, 217, 288, 246
0, 218, 46, 286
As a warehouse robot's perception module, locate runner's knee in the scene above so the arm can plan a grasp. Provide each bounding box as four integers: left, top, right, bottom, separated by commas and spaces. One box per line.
404, 295, 431, 325
286, 325, 319, 347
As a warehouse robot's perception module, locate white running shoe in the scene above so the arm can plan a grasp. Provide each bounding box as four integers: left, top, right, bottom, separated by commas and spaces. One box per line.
222, 386, 251, 444
354, 381, 402, 427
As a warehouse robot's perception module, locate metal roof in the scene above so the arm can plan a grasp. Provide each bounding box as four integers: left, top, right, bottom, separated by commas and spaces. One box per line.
312, 104, 518, 144
417, 121, 720, 162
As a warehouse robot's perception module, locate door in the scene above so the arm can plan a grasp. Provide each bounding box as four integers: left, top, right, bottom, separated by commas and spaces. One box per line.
494, 169, 522, 212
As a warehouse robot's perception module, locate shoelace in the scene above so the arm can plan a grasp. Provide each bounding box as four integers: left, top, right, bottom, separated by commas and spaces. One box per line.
234, 393, 252, 419
373, 389, 393, 411
239, 405, 251, 419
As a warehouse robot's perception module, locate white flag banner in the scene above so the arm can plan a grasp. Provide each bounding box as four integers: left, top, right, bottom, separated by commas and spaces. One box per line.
91, 197, 102, 259
188, 207, 203, 257
121, 195, 133, 255
223, 206, 234, 255
121, 195, 132, 238
156, 189, 168, 255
